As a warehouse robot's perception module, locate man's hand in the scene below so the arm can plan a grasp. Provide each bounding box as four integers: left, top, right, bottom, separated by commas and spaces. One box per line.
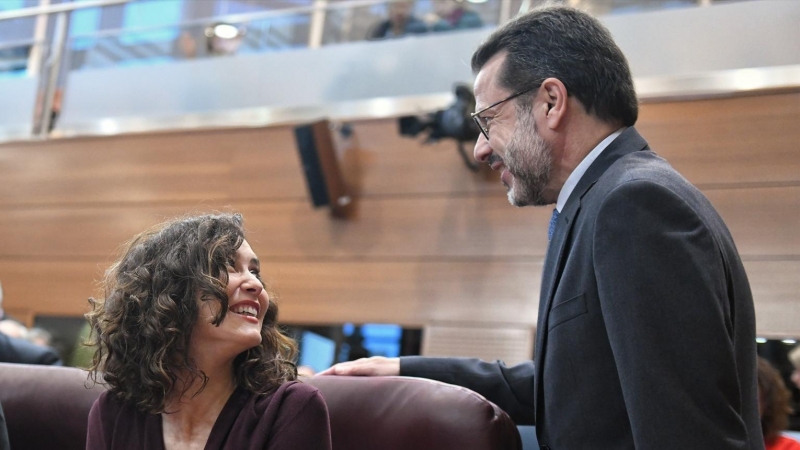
317, 356, 400, 376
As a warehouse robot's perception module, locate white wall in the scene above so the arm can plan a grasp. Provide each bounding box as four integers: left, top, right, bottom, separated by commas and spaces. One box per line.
0, 76, 37, 140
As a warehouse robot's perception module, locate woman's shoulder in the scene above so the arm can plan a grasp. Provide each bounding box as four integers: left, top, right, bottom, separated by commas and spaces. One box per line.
239, 382, 330, 448
90, 390, 149, 422
256, 381, 323, 407
91, 390, 125, 416
249, 381, 326, 418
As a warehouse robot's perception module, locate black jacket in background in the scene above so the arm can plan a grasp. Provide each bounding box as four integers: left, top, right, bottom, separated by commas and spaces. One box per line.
0, 332, 61, 365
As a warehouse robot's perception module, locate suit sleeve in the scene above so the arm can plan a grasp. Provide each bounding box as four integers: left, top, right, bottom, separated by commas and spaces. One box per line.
267, 385, 332, 450
594, 180, 750, 448
0, 333, 61, 365
400, 356, 536, 424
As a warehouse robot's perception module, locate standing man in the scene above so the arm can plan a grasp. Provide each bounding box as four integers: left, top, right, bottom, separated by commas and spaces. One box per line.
321, 5, 762, 449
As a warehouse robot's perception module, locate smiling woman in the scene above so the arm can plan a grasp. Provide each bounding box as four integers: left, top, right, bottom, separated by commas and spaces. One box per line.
84, 213, 331, 450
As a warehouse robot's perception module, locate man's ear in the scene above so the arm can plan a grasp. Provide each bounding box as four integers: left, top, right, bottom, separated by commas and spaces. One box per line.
538, 78, 568, 130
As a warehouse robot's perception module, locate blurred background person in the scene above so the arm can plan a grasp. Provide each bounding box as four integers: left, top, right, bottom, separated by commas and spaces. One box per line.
369, 0, 428, 40
429, 0, 483, 32
790, 346, 800, 391
758, 357, 800, 450
0, 280, 62, 365
0, 281, 8, 322
0, 320, 26, 340
177, 30, 199, 59
0, 331, 61, 365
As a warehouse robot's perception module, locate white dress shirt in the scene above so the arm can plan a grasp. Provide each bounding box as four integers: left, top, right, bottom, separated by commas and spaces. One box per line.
555, 128, 626, 213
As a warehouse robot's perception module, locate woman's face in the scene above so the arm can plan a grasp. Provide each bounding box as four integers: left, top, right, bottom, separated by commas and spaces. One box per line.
191, 239, 269, 361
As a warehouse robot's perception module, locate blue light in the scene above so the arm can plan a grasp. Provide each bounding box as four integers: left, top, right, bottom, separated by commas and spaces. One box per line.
120, 0, 182, 45
0, 1, 24, 12
361, 323, 402, 358
299, 331, 336, 374
70, 6, 101, 50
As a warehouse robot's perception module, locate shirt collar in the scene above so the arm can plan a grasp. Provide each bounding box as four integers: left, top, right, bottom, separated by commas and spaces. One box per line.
555, 127, 626, 212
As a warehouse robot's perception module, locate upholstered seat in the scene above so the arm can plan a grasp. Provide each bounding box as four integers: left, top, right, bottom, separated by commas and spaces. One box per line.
0, 363, 520, 450
307, 375, 521, 450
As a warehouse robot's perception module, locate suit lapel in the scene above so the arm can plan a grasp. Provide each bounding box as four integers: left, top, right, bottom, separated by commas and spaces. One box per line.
532, 127, 650, 415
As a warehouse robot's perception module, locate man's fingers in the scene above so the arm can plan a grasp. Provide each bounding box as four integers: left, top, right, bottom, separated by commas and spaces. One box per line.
317, 357, 400, 377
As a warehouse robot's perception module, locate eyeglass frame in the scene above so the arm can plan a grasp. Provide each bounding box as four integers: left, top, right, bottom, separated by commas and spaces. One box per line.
471, 84, 541, 141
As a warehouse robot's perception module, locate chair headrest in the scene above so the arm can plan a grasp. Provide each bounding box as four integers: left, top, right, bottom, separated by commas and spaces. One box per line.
306, 376, 521, 450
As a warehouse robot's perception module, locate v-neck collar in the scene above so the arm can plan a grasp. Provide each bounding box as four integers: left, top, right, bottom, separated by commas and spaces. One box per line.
154, 386, 249, 450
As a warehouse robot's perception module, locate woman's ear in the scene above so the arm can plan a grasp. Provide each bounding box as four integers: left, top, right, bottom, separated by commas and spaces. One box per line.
538, 78, 568, 130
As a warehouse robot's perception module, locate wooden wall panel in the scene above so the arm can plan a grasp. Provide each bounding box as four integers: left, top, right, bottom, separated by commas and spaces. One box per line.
0, 123, 498, 207
1, 92, 797, 207
0, 127, 308, 206
0, 260, 104, 317
241, 260, 541, 327
0, 91, 796, 338
744, 260, 800, 337
638, 92, 800, 187
2, 257, 796, 336
422, 324, 535, 366
707, 186, 800, 257
0, 188, 795, 260
0, 259, 542, 327
0, 197, 545, 259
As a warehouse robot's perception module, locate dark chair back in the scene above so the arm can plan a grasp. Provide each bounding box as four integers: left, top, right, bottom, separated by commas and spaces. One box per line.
307, 375, 521, 450
0, 363, 104, 450
0, 364, 521, 450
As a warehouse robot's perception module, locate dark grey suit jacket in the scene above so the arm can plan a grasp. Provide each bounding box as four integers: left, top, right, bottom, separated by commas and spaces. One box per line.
402, 128, 764, 449
0, 332, 62, 366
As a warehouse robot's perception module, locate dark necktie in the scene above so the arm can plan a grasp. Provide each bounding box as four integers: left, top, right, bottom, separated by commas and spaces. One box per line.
548, 208, 560, 241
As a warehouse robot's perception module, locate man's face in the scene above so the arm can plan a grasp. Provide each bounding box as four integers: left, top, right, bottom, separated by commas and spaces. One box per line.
473, 54, 554, 207
502, 108, 553, 206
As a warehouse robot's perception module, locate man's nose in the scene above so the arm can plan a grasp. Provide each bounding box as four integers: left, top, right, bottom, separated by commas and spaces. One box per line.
473, 134, 492, 163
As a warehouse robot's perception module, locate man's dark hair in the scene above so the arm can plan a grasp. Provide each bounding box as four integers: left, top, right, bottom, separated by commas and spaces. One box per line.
471, 5, 638, 126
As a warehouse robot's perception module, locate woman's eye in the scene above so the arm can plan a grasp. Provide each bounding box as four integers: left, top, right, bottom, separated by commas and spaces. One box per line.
250, 269, 261, 278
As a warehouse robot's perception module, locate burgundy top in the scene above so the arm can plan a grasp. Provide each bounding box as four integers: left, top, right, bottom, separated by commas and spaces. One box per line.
86, 381, 331, 450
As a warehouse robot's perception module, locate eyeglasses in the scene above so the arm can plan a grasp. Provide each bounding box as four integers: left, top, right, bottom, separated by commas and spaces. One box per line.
471, 85, 540, 140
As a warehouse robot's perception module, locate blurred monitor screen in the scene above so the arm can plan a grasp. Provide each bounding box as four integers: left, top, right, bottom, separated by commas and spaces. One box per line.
298, 331, 336, 374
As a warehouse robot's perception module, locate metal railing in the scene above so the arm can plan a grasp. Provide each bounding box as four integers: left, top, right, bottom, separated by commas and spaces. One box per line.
0, 0, 133, 137
0, 0, 729, 140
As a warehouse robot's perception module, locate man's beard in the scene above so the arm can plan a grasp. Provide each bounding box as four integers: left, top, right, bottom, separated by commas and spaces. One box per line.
503, 108, 553, 207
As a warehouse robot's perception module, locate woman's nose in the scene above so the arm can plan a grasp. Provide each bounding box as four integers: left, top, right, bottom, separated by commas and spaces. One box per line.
242, 273, 263, 294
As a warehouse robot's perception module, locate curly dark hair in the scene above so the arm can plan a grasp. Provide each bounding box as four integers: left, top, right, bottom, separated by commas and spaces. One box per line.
86, 212, 297, 414
757, 357, 794, 441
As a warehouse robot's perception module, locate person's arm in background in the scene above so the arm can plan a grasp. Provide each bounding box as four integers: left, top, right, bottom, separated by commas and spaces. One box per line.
319, 356, 536, 424
367, 21, 389, 40
0, 332, 61, 365
401, 357, 536, 424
